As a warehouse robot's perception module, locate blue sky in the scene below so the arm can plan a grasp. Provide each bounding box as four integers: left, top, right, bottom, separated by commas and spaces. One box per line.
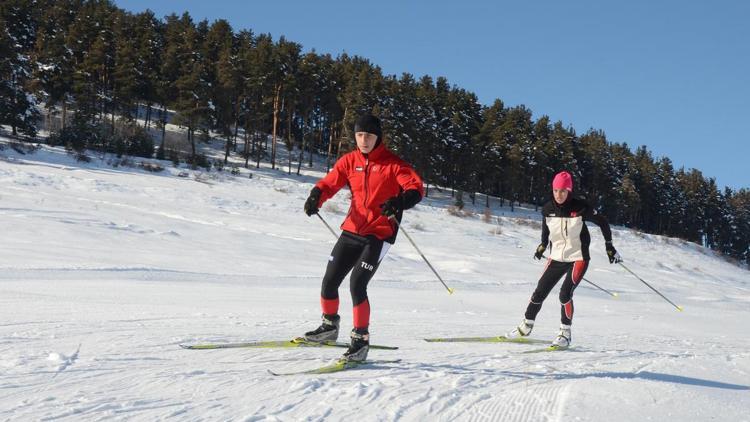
116, 0, 749, 190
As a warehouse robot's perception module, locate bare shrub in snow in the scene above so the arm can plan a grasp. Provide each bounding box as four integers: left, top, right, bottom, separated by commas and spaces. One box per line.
447, 206, 473, 218
447, 206, 462, 217
140, 162, 164, 172
512, 217, 542, 230
482, 207, 493, 223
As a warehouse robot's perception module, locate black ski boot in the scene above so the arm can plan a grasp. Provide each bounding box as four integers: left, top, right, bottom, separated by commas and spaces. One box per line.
342, 328, 369, 362
304, 314, 340, 342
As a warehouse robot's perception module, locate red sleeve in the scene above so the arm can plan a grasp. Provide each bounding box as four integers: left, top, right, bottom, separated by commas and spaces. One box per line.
395, 161, 424, 197
314, 155, 350, 206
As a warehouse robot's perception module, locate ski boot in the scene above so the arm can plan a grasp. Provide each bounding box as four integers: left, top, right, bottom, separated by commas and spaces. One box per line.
552, 324, 571, 348
304, 314, 340, 342
505, 319, 534, 339
342, 328, 369, 362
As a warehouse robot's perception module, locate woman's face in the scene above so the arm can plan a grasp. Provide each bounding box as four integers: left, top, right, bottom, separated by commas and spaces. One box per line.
553, 188, 569, 204
355, 132, 378, 154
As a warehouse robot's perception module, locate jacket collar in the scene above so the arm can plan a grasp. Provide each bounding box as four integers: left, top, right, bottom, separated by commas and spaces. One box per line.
357, 143, 388, 161
552, 195, 572, 212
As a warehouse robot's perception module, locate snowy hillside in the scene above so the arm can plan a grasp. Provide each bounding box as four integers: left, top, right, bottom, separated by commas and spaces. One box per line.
1, 139, 748, 421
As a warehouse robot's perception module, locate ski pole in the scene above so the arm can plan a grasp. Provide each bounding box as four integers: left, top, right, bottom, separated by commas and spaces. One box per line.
390, 218, 455, 295
315, 213, 339, 238
582, 276, 619, 298
541, 255, 618, 298
618, 262, 684, 311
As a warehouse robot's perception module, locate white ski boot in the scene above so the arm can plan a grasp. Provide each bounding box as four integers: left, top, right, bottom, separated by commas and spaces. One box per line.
552, 324, 571, 348
506, 319, 534, 339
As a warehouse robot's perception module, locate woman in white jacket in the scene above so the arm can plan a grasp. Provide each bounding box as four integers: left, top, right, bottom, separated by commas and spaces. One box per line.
506, 171, 622, 347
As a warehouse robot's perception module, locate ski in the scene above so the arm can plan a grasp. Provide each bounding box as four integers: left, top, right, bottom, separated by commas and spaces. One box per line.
179, 337, 398, 350
268, 359, 402, 376
423, 336, 548, 345
521, 345, 570, 354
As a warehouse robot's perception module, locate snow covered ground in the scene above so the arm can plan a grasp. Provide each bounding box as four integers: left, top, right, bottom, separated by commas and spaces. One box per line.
1, 139, 748, 421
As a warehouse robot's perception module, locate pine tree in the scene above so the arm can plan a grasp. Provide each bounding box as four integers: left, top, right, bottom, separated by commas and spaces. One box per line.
0, 1, 41, 137
132, 9, 163, 129
727, 189, 750, 262
234, 29, 256, 167
631, 146, 658, 231
295, 51, 323, 175
249, 32, 276, 168
274, 37, 301, 173
474, 99, 506, 205
447, 87, 481, 201
31, 0, 78, 131
204, 19, 240, 164
173, 17, 209, 163
497, 105, 533, 208
158, 13, 191, 153
113, 11, 140, 122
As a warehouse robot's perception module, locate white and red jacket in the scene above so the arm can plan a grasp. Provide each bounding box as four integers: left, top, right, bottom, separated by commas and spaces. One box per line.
541, 196, 613, 262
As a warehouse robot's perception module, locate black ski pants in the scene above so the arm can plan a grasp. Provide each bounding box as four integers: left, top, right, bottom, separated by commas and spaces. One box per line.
320, 231, 389, 329
524, 259, 589, 325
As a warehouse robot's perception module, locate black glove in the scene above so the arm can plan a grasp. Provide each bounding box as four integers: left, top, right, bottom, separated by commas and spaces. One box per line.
534, 243, 546, 260
380, 195, 403, 218
605, 241, 622, 264
304, 187, 322, 216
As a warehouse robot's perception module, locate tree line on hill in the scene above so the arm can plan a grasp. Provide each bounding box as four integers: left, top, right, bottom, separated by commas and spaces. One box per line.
1, 0, 748, 263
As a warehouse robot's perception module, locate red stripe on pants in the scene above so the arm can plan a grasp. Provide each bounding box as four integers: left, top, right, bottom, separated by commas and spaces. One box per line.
321, 297, 340, 315
572, 260, 586, 285
353, 299, 370, 329
563, 300, 574, 320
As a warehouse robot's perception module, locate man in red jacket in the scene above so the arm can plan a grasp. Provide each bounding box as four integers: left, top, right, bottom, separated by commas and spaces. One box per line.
303, 114, 424, 362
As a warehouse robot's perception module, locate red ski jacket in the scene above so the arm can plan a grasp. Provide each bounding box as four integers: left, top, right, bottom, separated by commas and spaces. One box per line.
315, 144, 424, 242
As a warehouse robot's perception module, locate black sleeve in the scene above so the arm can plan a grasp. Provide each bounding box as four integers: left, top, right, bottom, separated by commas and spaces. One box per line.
583, 206, 613, 242
541, 216, 550, 246
400, 189, 422, 210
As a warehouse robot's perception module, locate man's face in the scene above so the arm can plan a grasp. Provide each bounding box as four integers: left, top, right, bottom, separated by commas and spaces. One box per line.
355, 132, 378, 153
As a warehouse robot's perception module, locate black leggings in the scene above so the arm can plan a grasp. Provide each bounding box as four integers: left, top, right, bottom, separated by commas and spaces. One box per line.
524, 259, 589, 325
320, 231, 388, 328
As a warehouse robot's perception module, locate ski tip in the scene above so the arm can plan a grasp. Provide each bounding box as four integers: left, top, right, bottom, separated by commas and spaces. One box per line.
677, 305, 684, 312
612, 292, 619, 298
447, 288, 455, 295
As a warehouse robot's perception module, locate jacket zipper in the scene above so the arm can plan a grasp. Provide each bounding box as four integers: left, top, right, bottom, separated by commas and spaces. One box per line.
363, 157, 370, 212
561, 219, 568, 261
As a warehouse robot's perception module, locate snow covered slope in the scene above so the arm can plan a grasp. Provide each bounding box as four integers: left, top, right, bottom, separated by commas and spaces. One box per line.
1, 140, 748, 421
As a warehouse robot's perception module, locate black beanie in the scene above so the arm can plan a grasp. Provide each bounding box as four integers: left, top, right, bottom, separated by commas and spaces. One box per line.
354, 114, 382, 139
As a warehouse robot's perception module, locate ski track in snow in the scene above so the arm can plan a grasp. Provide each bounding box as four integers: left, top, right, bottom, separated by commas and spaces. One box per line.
1, 140, 749, 420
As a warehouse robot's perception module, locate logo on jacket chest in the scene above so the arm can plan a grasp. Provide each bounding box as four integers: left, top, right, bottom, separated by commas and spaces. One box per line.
354, 165, 381, 173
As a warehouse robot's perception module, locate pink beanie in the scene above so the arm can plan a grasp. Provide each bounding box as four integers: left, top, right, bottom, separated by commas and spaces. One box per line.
552, 171, 573, 192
